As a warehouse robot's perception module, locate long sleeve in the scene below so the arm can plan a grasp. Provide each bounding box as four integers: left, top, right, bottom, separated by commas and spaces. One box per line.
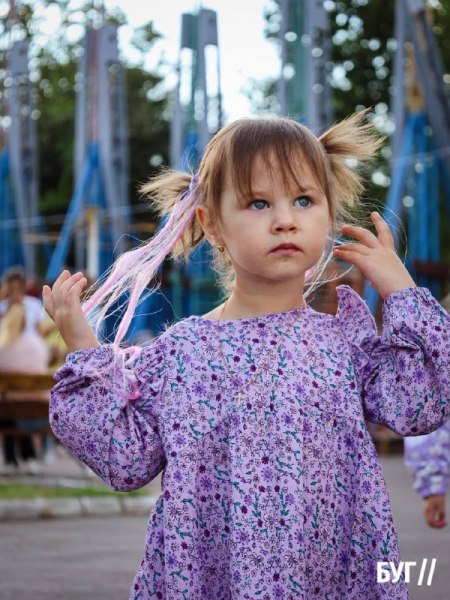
49, 341, 167, 492
404, 420, 450, 498
335, 285, 450, 437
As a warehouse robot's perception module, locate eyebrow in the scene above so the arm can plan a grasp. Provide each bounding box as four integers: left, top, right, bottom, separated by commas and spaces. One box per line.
251, 187, 322, 196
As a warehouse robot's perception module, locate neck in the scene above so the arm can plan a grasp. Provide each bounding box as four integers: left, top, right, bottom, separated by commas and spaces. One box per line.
221, 275, 306, 320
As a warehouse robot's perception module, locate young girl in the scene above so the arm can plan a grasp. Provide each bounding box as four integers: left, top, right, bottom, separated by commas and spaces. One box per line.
43, 112, 450, 599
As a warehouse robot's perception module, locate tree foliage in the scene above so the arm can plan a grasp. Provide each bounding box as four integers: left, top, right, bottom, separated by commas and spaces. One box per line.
257, 0, 450, 120
0, 0, 171, 218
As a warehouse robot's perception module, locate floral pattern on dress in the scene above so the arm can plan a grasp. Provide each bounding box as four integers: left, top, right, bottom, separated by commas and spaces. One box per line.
50, 284, 450, 599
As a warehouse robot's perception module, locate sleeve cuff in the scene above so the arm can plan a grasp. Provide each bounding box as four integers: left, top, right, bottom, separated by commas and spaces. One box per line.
380, 286, 443, 346
53, 344, 117, 382
65, 344, 115, 363
383, 286, 439, 313
418, 476, 449, 498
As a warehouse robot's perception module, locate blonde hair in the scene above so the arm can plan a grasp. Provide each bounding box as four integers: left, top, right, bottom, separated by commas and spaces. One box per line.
141, 108, 383, 295
82, 109, 383, 360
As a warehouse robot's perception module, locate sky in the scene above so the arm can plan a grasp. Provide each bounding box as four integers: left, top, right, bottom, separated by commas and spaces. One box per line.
104, 0, 281, 122
25, 0, 282, 122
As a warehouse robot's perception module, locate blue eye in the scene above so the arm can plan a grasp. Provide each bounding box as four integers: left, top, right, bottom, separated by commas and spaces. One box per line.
294, 196, 312, 207
248, 197, 312, 210
249, 200, 268, 210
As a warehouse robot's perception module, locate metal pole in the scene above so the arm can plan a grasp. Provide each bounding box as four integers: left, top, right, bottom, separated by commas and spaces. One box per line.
277, 0, 289, 116
392, 0, 406, 159
86, 206, 100, 282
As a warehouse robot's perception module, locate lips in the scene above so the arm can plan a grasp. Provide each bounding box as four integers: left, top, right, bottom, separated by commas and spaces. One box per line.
271, 243, 299, 252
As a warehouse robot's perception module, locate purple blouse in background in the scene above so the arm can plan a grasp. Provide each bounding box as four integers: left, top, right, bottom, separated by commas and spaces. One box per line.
50, 284, 450, 599
404, 411, 450, 498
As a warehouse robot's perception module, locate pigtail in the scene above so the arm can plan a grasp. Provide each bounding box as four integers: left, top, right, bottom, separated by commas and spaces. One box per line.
81, 169, 203, 374
140, 169, 205, 257
301, 110, 385, 300
319, 109, 385, 211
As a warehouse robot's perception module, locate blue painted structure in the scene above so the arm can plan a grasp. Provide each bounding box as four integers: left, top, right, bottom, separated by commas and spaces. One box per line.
0, 39, 52, 278
46, 142, 112, 281
363, 0, 450, 313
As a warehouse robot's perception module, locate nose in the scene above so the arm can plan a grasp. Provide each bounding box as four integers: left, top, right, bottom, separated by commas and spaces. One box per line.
271, 204, 298, 233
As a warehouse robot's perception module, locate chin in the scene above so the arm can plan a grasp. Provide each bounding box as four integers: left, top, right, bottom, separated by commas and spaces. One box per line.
261, 269, 305, 283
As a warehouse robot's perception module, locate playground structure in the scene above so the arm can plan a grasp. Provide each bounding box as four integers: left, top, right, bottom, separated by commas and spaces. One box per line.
363, 0, 450, 311
166, 7, 223, 322
46, 23, 131, 284
0, 0, 449, 341
0, 35, 42, 276
171, 7, 222, 169
277, 0, 333, 133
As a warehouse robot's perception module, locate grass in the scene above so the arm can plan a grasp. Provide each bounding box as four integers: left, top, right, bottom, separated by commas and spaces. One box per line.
0, 482, 149, 499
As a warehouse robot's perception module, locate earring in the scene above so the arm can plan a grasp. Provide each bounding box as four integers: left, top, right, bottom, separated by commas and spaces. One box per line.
216, 245, 225, 253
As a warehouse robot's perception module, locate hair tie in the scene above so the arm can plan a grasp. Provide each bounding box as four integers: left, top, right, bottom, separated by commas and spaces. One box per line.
177, 173, 199, 204
189, 173, 199, 191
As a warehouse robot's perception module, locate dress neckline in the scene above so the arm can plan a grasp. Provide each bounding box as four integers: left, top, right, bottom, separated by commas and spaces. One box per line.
190, 303, 312, 325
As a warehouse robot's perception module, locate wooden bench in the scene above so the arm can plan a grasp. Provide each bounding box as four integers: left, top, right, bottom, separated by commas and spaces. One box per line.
0, 372, 55, 436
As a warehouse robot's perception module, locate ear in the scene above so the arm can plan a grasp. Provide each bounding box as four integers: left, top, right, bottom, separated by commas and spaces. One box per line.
196, 206, 222, 247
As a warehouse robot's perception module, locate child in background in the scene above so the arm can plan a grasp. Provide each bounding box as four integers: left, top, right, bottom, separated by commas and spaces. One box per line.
404, 291, 450, 529
43, 112, 450, 599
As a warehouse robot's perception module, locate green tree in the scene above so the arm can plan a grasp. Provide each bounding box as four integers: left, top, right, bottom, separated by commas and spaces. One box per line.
258, 0, 450, 120
0, 0, 171, 219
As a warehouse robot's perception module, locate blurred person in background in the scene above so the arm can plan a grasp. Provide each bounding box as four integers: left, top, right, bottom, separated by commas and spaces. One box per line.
0, 266, 53, 472
41, 310, 69, 369
404, 290, 450, 528
25, 276, 43, 299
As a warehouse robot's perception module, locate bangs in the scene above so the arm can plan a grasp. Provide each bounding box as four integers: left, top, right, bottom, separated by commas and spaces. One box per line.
224, 118, 331, 204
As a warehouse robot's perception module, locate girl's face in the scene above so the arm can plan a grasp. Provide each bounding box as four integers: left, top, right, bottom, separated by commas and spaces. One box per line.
214, 154, 331, 289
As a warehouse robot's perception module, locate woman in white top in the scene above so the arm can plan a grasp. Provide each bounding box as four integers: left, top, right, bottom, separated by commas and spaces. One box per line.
0, 266, 50, 470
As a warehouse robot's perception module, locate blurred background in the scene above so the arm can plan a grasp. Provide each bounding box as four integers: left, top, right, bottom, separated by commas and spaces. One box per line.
0, 3, 449, 598
0, 0, 448, 340
0, 0, 448, 441
0, 0, 448, 459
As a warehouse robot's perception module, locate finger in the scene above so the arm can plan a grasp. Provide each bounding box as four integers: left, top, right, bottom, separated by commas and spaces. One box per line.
425, 503, 445, 528
332, 248, 367, 268
430, 514, 446, 528
42, 285, 55, 321
59, 272, 85, 296
424, 506, 435, 527
66, 277, 87, 304
371, 212, 395, 251
53, 273, 84, 312
433, 519, 447, 528
341, 224, 379, 249
52, 270, 71, 295
333, 243, 371, 256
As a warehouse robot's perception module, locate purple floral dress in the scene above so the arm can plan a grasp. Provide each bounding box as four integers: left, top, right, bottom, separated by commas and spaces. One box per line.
50, 285, 450, 599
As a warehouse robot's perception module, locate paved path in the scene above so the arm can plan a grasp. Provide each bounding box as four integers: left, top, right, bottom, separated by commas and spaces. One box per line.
380, 456, 449, 600
0, 455, 448, 599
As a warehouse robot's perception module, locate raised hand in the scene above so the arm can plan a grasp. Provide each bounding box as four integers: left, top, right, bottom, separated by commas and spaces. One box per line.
42, 270, 100, 353
332, 212, 417, 300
